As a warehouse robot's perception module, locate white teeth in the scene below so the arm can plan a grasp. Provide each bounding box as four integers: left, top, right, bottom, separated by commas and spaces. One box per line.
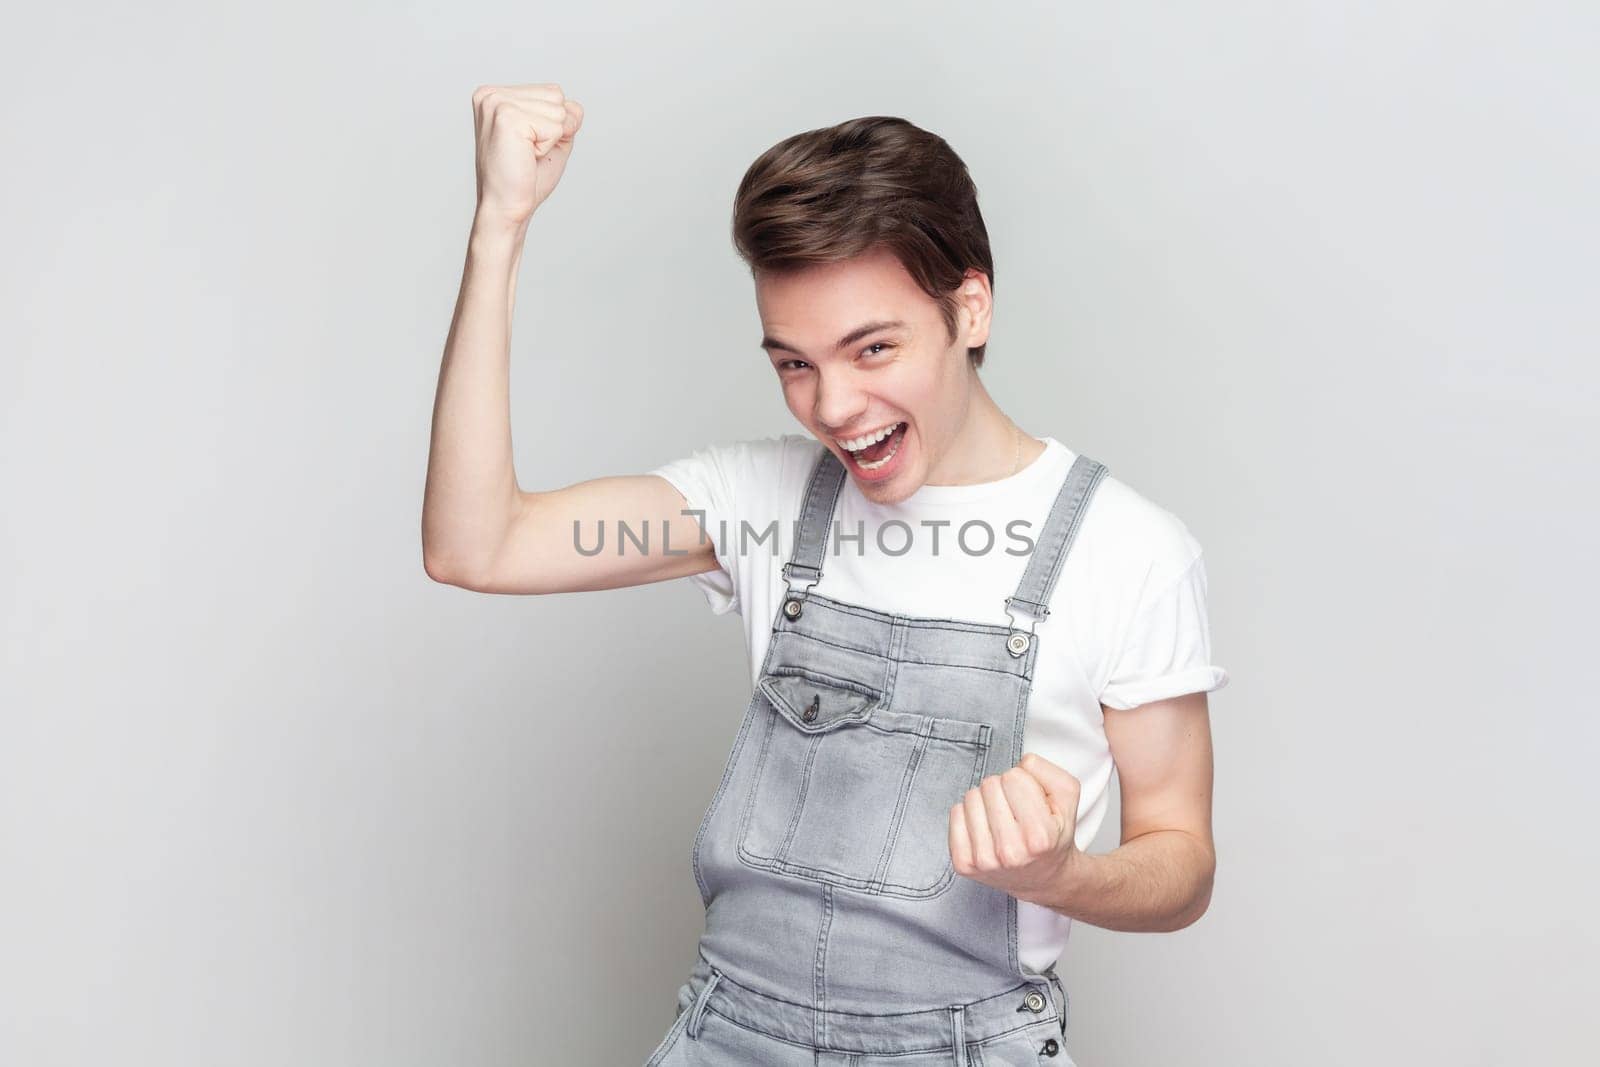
855, 426, 905, 471
838, 422, 902, 452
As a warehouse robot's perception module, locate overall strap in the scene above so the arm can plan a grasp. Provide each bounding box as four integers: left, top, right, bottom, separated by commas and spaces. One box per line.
1004, 453, 1109, 632
781, 446, 849, 595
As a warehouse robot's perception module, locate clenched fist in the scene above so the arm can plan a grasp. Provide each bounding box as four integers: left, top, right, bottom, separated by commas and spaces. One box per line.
471, 82, 584, 228
949, 752, 1083, 906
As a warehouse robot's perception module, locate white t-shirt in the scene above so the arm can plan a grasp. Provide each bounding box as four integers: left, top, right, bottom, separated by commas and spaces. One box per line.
648, 432, 1229, 972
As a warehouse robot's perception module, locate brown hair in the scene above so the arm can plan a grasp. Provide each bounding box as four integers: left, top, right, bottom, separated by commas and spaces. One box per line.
731, 116, 995, 369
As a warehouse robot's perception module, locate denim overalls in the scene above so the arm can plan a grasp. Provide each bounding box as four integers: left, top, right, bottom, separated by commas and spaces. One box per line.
644, 447, 1109, 1067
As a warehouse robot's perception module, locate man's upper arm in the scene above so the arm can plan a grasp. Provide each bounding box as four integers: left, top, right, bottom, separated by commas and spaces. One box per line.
1102, 691, 1215, 851
461, 472, 719, 595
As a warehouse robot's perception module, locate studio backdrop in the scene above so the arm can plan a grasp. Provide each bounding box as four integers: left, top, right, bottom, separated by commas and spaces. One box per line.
2, 1, 1594, 1064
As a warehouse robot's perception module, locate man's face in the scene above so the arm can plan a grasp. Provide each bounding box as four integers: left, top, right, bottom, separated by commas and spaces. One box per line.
756, 246, 991, 505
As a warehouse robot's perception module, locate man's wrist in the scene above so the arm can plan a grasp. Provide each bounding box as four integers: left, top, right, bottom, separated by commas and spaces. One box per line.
469, 210, 530, 254
1031, 848, 1100, 917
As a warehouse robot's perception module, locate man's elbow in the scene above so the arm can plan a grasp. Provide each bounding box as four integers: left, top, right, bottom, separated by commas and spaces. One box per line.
1167, 875, 1214, 931
423, 550, 486, 589
1165, 839, 1216, 932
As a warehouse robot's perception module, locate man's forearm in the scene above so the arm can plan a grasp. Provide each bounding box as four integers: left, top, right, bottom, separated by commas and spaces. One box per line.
1034, 829, 1215, 933
421, 214, 530, 581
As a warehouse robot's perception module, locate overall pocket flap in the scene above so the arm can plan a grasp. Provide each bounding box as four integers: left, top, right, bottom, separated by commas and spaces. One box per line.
757, 671, 879, 734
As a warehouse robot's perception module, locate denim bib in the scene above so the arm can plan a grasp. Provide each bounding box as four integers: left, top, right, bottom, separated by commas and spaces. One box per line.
646, 447, 1108, 1067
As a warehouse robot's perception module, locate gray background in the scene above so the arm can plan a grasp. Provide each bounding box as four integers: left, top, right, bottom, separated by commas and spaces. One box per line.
3, 1, 1595, 1064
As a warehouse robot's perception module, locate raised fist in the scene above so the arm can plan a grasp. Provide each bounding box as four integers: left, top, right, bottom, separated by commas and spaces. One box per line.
471, 82, 584, 227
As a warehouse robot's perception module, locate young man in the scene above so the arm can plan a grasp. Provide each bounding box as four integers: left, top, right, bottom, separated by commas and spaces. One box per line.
423, 84, 1228, 1066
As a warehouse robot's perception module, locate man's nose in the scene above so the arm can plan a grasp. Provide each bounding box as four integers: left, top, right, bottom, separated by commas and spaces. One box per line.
814, 370, 868, 434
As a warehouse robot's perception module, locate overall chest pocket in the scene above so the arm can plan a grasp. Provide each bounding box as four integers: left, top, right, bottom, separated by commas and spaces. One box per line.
736, 668, 992, 899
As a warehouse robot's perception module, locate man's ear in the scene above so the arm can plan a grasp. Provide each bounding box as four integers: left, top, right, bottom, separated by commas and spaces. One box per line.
955, 268, 993, 349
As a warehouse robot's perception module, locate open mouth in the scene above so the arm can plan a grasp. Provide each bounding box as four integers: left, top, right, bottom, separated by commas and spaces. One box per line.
839, 421, 907, 472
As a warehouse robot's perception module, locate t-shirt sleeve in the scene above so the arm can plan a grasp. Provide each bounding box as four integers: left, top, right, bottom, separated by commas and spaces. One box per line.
1098, 536, 1230, 712
647, 442, 742, 616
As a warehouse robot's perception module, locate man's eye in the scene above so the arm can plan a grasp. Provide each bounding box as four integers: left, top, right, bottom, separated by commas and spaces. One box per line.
776, 344, 890, 372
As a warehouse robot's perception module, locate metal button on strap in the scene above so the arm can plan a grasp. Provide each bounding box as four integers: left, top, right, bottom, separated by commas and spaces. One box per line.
802, 695, 819, 722
1022, 990, 1046, 1013
1042, 1038, 1059, 1056
1006, 632, 1030, 657
783, 598, 803, 619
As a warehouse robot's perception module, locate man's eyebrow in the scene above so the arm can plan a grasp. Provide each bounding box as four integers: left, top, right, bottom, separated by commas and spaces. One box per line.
760, 319, 907, 356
